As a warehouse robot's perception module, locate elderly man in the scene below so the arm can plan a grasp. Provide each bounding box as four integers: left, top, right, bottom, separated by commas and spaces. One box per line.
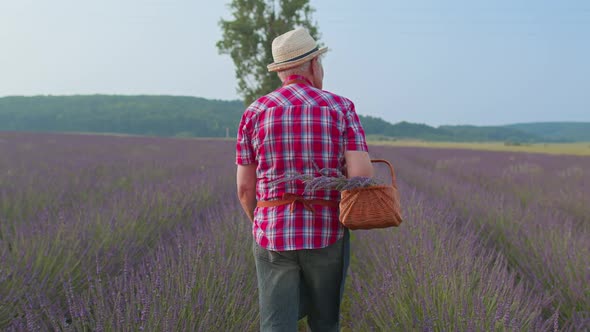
236, 27, 373, 331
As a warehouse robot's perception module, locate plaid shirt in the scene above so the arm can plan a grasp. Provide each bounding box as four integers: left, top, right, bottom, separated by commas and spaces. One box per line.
236, 75, 368, 251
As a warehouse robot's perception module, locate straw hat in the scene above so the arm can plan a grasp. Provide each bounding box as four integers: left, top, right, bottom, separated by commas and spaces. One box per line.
267, 28, 328, 72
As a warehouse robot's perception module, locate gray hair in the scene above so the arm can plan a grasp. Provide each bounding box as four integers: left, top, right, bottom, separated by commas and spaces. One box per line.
277, 61, 311, 81
277, 55, 322, 81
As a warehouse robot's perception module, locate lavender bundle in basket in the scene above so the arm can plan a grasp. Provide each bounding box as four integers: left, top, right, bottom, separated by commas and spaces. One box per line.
270, 166, 380, 193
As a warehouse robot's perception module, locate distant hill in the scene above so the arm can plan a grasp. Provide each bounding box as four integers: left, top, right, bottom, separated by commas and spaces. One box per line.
0, 95, 244, 137
348, 117, 550, 142
360, 116, 454, 141
506, 122, 590, 142
0, 95, 588, 142
438, 125, 546, 142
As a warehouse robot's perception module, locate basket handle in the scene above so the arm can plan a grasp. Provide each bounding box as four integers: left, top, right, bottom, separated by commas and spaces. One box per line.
371, 159, 397, 187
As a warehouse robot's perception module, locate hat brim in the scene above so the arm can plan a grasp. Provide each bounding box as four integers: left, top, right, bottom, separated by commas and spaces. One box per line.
267, 47, 328, 72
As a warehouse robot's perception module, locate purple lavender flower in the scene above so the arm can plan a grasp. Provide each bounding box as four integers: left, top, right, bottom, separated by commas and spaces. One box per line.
271, 167, 380, 193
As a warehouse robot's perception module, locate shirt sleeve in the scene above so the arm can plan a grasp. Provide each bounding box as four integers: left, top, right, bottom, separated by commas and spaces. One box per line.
344, 102, 369, 152
236, 110, 256, 165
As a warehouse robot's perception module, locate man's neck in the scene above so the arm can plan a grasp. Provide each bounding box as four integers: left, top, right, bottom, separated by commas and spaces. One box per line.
282, 74, 314, 87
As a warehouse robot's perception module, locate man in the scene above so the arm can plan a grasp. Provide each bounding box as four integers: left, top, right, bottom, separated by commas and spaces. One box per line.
236, 27, 373, 331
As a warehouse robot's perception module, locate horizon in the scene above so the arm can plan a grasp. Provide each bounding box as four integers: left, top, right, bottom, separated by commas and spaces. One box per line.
2, 93, 589, 128
1, 1, 589, 126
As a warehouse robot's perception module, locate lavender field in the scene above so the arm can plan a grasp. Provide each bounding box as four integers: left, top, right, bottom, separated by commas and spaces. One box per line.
1, 132, 588, 331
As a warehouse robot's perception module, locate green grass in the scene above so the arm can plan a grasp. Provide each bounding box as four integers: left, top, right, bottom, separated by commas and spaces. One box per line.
369, 140, 590, 156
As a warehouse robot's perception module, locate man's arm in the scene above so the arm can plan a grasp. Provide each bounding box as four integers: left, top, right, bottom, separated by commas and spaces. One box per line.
237, 164, 257, 222
344, 150, 374, 178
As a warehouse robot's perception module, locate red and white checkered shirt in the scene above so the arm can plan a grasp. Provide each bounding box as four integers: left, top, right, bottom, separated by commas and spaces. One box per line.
236, 75, 369, 251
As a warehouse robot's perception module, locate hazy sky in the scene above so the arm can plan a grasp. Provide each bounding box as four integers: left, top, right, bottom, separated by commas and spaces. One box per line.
1, 0, 589, 126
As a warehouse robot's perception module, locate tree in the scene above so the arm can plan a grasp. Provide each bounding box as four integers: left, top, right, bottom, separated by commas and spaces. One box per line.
217, 0, 320, 106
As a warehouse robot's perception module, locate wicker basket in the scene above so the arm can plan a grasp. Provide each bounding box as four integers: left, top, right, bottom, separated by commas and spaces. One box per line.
339, 159, 403, 230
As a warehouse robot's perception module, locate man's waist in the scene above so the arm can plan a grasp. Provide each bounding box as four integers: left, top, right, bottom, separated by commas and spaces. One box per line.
257, 193, 339, 213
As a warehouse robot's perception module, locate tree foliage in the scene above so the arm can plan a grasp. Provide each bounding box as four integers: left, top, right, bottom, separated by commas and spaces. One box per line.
217, 0, 320, 105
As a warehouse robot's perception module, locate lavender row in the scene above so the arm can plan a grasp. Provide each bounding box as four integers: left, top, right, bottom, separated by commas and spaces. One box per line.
0, 133, 238, 329
383, 146, 590, 225
370, 145, 590, 328
345, 179, 556, 331
7, 203, 258, 331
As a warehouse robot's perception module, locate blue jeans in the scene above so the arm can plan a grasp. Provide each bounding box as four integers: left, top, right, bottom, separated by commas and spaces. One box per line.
252, 230, 350, 332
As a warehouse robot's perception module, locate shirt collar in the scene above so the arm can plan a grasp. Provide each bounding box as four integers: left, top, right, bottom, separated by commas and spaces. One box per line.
282, 75, 313, 87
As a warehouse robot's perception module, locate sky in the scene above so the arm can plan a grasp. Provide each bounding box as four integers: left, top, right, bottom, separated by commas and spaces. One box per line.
1, 0, 589, 126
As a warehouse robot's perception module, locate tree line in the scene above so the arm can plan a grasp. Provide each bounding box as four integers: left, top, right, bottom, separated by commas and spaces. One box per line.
0, 95, 244, 138
1, 95, 583, 142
